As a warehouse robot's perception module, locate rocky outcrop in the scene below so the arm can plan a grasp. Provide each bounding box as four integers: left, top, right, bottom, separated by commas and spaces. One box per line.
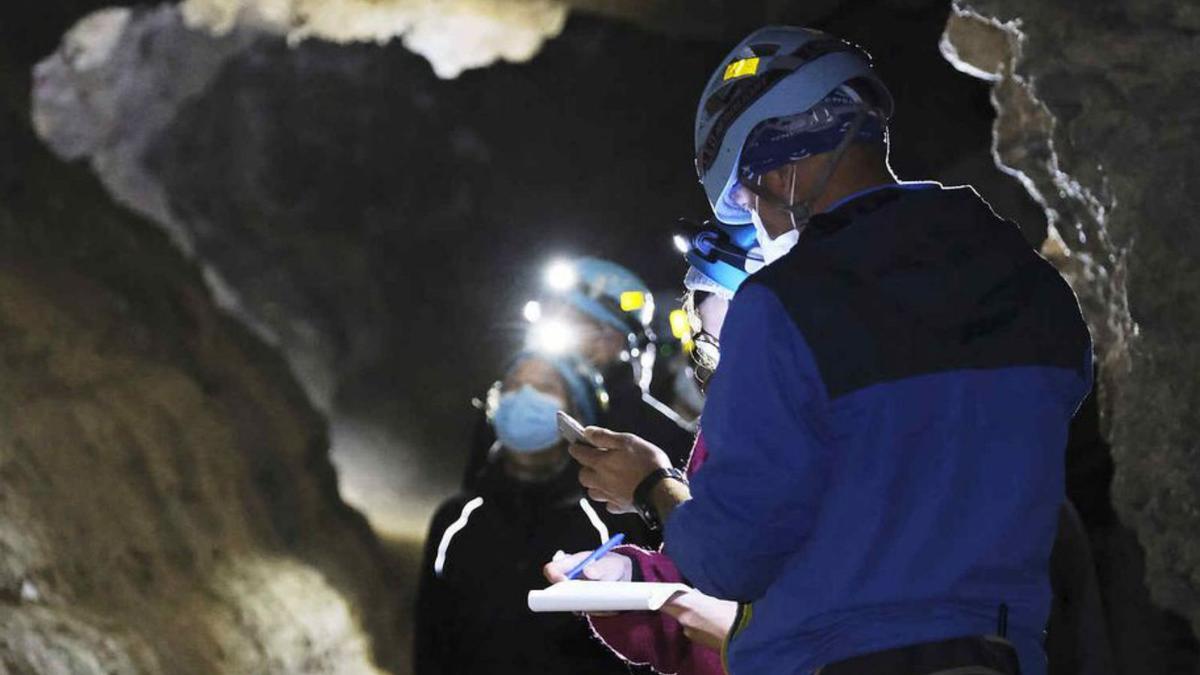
179, 0, 569, 79
0, 263, 400, 674
172, 0, 828, 78
31, 6, 335, 411
1, 4, 403, 671
943, 0, 1200, 665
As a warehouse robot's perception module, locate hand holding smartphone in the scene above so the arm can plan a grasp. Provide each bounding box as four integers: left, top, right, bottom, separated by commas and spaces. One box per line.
556, 410, 600, 449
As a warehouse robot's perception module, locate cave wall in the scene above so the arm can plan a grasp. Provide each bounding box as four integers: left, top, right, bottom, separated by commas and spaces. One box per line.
943, 0, 1200, 670
0, 2, 403, 672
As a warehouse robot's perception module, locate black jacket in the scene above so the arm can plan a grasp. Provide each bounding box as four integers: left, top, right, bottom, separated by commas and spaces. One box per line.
415, 459, 650, 675
1047, 501, 1115, 675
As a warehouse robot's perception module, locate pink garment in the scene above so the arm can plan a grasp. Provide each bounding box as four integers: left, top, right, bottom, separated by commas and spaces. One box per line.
587, 434, 724, 675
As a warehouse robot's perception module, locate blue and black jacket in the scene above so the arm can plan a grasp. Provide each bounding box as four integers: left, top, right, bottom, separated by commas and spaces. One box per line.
664, 184, 1092, 675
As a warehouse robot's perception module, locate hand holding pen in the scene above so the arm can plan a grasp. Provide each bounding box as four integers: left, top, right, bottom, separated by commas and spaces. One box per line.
543, 533, 631, 583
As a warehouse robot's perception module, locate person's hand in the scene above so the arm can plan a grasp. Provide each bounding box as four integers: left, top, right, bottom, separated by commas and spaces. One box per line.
542, 550, 633, 618
570, 427, 672, 513
660, 590, 738, 651
543, 550, 633, 584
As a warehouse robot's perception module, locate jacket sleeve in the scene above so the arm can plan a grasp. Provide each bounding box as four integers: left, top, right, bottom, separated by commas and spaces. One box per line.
664, 282, 831, 602
588, 546, 721, 674
413, 500, 463, 675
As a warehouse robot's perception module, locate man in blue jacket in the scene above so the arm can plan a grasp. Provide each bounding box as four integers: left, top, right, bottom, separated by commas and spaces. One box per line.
567, 26, 1092, 675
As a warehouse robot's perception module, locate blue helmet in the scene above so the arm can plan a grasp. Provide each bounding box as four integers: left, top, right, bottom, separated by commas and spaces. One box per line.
694, 26, 894, 224
540, 256, 654, 338
488, 351, 606, 425
486, 352, 608, 453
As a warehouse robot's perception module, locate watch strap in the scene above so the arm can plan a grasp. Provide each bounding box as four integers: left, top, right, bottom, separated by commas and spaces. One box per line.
633, 467, 687, 530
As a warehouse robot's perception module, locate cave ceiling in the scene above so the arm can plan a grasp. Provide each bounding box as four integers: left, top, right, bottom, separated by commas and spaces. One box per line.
176, 0, 898, 77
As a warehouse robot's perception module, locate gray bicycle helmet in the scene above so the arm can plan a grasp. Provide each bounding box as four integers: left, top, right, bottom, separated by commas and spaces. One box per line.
694, 26, 894, 224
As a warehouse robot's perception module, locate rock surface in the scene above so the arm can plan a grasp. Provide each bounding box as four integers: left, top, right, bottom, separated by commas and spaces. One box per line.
180, 0, 569, 79
32, 5, 334, 411
173, 0, 844, 78
1, 2, 403, 671
943, 0, 1200, 667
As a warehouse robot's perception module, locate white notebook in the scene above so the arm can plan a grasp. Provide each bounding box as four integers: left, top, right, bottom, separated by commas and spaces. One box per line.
527, 580, 691, 613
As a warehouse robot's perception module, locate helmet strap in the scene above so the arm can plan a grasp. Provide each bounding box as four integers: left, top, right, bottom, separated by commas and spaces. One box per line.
743, 106, 873, 232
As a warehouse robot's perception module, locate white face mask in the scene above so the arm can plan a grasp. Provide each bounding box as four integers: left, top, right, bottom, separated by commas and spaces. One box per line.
750, 208, 800, 265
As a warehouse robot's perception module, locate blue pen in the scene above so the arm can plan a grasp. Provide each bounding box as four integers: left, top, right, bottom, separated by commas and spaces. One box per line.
564, 533, 625, 580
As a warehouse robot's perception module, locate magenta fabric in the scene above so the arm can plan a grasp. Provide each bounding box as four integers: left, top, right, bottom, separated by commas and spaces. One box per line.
587, 434, 723, 675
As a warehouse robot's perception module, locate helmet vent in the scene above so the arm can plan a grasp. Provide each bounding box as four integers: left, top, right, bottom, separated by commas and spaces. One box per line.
788, 38, 868, 66
698, 70, 790, 172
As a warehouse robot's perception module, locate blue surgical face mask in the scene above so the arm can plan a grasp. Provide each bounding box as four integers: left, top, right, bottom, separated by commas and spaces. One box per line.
492, 385, 564, 453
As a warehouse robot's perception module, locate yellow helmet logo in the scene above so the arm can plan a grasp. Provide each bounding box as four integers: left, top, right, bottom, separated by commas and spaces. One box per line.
619, 291, 646, 312
723, 57, 760, 81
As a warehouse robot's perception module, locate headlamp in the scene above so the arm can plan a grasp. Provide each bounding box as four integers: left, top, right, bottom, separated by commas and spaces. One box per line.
544, 260, 577, 292
537, 257, 654, 352
673, 234, 690, 254
527, 318, 578, 355
522, 300, 542, 323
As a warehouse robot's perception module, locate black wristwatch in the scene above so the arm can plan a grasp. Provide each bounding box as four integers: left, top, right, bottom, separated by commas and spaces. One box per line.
633, 467, 688, 530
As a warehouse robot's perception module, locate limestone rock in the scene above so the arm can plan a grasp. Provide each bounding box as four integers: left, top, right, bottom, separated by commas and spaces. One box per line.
179, 0, 569, 78
943, 0, 1200, 657
33, 5, 257, 255
173, 0, 935, 79
2, 7, 403, 669
0, 261, 400, 673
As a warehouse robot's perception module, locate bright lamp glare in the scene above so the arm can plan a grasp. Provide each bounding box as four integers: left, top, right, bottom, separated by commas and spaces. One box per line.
545, 260, 577, 292
523, 300, 542, 323
640, 293, 655, 327
528, 319, 577, 355
673, 234, 690, 254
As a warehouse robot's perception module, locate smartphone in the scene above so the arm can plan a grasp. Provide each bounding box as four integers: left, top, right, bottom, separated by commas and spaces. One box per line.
556, 410, 600, 448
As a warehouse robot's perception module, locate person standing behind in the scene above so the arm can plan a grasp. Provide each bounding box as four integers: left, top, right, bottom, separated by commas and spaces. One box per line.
462, 257, 695, 490
544, 224, 759, 675
415, 352, 643, 675
566, 26, 1092, 675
